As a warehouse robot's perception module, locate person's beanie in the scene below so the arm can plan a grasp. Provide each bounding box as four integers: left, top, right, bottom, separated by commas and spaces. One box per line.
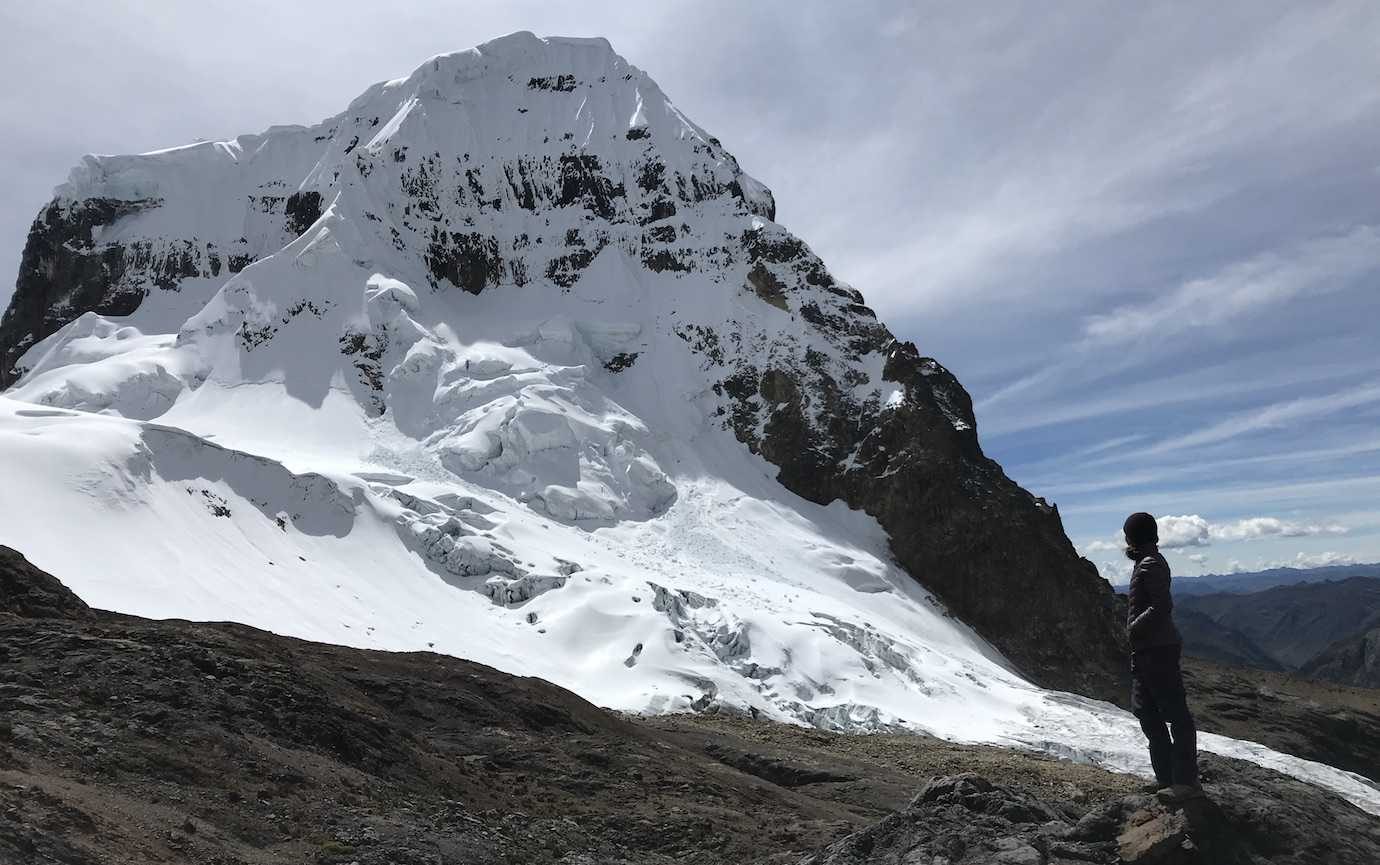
1123, 512, 1159, 547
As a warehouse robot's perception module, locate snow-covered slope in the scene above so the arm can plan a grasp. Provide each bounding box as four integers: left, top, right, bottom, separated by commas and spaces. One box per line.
1, 33, 1376, 813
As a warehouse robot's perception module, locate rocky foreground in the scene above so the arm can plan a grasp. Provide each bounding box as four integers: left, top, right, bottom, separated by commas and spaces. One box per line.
1182, 656, 1380, 782
2, 546, 1378, 864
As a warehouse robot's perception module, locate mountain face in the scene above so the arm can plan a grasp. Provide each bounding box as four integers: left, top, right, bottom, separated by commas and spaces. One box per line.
1166, 563, 1380, 596
1178, 577, 1380, 671
1175, 578, 1380, 692
1175, 607, 1287, 672
0, 32, 1172, 772
1, 34, 1123, 699
1301, 627, 1380, 689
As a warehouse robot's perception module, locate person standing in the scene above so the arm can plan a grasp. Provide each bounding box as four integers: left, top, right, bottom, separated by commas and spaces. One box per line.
1124, 511, 1199, 790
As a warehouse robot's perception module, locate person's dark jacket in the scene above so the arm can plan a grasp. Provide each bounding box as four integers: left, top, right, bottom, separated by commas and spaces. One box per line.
1126, 548, 1182, 652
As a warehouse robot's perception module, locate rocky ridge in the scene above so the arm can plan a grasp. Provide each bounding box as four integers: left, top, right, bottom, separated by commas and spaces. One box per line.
2, 547, 1377, 865
1298, 627, 1380, 689
1181, 657, 1380, 782
805, 760, 1380, 865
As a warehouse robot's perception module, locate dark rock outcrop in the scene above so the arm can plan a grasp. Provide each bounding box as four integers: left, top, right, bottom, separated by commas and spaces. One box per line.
424, 230, 509, 293
1300, 627, 1380, 689
283, 189, 323, 237
0, 198, 152, 385
0, 546, 91, 619
804, 756, 1380, 865
0, 195, 266, 385
701, 226, 1125, 700
1183, 656, 1380, 782
703, 742, 856, 787
851, 343, 1124, 700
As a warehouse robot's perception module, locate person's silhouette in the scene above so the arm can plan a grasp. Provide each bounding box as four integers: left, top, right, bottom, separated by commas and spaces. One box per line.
1124, 511, 1199, 789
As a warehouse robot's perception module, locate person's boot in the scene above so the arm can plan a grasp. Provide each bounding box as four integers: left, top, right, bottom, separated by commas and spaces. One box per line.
1156, 784, 1206, 805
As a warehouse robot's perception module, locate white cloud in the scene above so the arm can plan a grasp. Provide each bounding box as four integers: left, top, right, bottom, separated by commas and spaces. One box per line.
1186, 553, 1209, 564
1209, 516, 1346, 542
1260, 551, 1358, 570
1096, 559, 1131, 583
1211, 551, 1361, 573
1084, 539, 1123, 552
845, 5, 1380, 320
1158, 515, 1212, 548
1080, 512, 1347, 552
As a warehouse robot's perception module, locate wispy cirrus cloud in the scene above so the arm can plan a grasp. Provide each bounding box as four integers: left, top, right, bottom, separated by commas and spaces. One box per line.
981, 352, 1380, 438
1028, 437, 1380, 495
1140, 381, 1380, 457
1060, 474, 1380, 523
1082, 225, 1380, 345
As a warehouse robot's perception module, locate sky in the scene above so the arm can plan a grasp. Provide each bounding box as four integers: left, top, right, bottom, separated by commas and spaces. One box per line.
2, 1, 1378, 581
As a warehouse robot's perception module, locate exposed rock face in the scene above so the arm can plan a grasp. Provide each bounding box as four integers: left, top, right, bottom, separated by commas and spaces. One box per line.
1, 198, 151, 386
0, 31, 1123, 700
805, 755, 1380, 865
699, 240, 1125, 697
1300, 627, 1380, 689
282, 189, 323, 237
0, 179, 303, 386
0, 545, 91, 619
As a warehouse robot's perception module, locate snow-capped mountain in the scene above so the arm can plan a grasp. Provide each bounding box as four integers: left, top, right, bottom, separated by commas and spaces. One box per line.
2, 32, 1376, 813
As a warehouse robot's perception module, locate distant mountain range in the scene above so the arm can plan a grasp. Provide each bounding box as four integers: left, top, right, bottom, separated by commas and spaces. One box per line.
1171, 575, 1380, 688
1168, 562, 1380, 596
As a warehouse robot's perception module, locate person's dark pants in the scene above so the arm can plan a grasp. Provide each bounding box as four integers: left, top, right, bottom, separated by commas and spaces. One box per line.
1131, 643, 1198, 787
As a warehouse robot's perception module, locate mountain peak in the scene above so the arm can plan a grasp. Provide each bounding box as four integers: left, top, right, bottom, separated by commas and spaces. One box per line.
418, 31, 622, 76
382, 30, 652, 123
3, 33, 1130, 777
54, 32, 760, 217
